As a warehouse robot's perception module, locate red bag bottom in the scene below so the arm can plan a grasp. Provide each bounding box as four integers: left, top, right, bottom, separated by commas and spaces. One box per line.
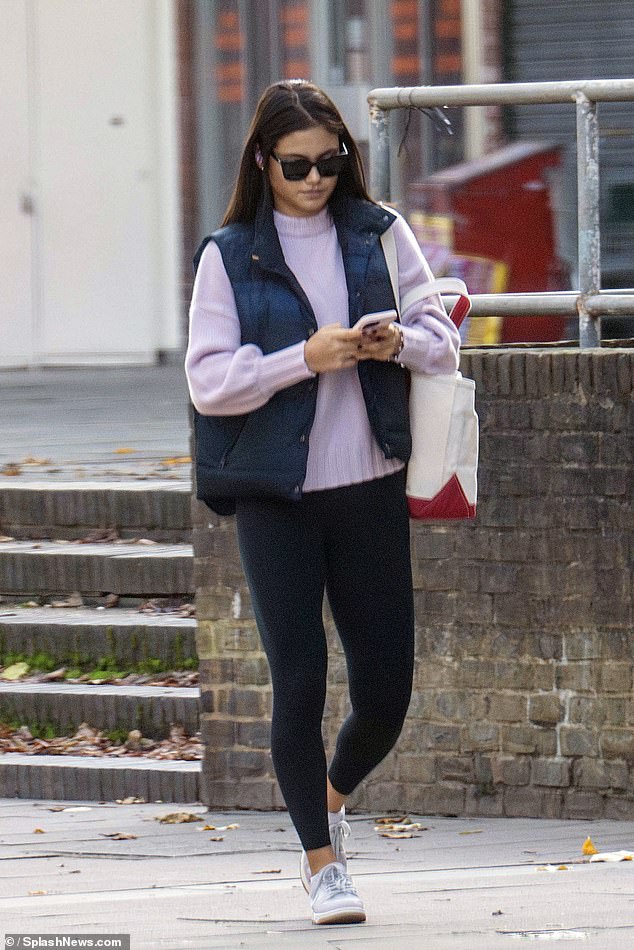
407, 473, 476, 520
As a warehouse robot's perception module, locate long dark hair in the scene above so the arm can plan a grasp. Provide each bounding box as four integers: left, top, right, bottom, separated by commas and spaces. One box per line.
222, 79, 373, 226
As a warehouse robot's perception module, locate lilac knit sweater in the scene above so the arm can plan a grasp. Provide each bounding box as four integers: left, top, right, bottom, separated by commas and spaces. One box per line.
185, 207, 460, 492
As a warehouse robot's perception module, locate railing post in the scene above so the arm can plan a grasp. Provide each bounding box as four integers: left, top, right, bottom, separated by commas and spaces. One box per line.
576, 92, 602, 347
368, 103, 391, 203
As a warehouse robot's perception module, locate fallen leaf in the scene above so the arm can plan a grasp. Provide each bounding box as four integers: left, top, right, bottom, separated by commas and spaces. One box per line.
33, 828, 46, 834
459, 829, 484, 835
200, 824, 217, 831
99, 832, 137, 840
50, 592, 83, 608
374, 822, 426, 832
2, 662, 29, 680
374, 814, 409, 825
76, 723, 100, 739
125, 730, 143, 751
0, 536, 15, 543
116, 797, 145, 804
589, 850, 634, 863
138, 598, 194, 616
28, 890, 48, 896
80, 528, 119, 544
210, 836, 224, 842
114, 447, 136, 454
0, 720, 201, 761
582, 836, 599, 855
381, 832, 419, 839
1, 463, 22, 476
253, 869, 282, 874
161, 456, 192, 465
156, 812, 203, 824
42, 667, 67, 681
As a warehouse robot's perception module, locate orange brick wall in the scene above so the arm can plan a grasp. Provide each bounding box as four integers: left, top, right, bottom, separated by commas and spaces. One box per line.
280, 0, 311, 78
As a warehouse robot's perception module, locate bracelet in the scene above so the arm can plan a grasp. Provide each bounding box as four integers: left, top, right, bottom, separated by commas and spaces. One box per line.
390, 323, 404, 361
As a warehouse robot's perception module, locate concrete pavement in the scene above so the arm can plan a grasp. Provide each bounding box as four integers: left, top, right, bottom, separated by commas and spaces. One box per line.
2, 799, 634, 948
0, 365, 191, 482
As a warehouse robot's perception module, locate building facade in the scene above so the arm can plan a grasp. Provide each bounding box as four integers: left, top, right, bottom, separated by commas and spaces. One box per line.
185, 0, 504, 241
3, 1, 630, 368
180, 0, 632, 311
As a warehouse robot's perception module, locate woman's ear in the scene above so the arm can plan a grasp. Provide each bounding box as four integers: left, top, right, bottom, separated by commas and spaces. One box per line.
255, 145, 264, 170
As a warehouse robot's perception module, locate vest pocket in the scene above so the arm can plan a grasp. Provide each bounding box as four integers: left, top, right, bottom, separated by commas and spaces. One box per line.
218, 414, 248, 468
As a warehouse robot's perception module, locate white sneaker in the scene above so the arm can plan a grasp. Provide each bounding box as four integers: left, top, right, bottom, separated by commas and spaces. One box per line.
309, 861, 366, 925
300, 808, 351, 893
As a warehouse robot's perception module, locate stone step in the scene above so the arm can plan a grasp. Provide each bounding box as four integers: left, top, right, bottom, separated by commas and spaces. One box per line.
0, 682, 200, 738
0, 606, 196, 668
0, 480, 191, 542
0, 540, 193, 597
0, 753, 201, 802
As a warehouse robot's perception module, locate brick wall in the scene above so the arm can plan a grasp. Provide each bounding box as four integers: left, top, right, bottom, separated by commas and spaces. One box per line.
192, 348, 634, 819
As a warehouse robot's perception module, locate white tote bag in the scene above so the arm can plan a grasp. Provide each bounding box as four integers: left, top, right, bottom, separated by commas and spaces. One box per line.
380, 227, 479, 520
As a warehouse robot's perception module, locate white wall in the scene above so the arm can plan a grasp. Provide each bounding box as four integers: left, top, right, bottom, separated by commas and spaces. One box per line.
0, 1, 34, 366
0, 0, 181, 367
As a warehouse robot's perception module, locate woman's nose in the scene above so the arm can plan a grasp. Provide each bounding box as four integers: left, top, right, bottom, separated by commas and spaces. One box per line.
305, 164, 322, 183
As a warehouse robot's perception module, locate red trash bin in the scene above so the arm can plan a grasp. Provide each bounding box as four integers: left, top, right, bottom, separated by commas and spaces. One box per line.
408, 142, 568, 343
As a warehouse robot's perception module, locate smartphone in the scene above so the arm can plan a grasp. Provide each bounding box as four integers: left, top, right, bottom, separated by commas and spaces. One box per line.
356, 310, 397, 334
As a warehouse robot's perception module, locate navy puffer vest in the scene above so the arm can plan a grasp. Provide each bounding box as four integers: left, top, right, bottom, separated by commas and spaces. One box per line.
193, 194, 411, 514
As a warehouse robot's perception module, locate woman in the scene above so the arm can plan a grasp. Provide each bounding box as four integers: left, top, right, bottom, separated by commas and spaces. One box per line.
186, 79, 460, 926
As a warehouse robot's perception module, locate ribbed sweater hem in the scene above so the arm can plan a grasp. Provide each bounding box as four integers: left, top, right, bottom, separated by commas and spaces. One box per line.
303, 441, 403, 492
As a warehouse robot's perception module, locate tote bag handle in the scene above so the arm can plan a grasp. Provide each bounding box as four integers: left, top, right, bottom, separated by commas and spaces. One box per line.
380, 226, 471, 329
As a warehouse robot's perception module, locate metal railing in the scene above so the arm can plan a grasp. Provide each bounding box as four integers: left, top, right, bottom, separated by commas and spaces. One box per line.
367, 79, 634, 348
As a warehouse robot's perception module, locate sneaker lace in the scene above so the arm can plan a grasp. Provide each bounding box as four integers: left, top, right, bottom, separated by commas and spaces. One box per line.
330, 819, 350, 861
322, 864, 356, 896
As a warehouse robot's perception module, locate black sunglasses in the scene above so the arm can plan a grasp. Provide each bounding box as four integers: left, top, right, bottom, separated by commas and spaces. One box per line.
270, 142, 349, 181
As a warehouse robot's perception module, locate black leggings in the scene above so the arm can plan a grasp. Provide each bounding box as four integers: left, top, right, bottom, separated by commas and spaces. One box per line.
235, 469, 415, 852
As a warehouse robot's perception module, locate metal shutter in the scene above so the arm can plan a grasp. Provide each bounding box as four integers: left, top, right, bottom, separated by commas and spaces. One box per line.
505, 0, 634, 286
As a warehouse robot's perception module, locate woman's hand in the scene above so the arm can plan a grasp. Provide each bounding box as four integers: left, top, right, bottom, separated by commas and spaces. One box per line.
356, 323, 403, 362
304, 323, 363, 373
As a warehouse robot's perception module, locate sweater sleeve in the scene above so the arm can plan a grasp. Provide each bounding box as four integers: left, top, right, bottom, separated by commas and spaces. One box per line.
389, 211, 461, 375
185, 240, 315, 416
